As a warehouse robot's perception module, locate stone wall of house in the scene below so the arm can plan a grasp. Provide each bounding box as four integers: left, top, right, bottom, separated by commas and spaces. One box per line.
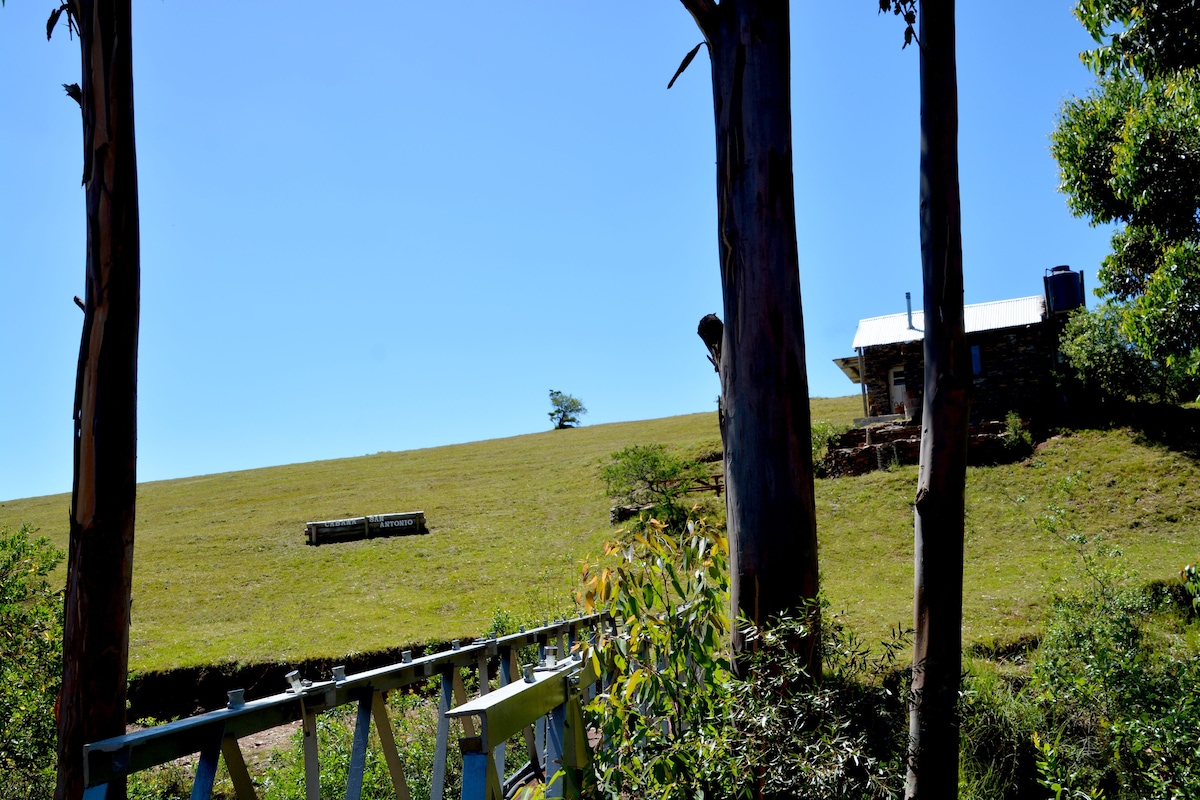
861, 340, 923, 417
860, 323, 1059, 423
969, 324, 1057, 421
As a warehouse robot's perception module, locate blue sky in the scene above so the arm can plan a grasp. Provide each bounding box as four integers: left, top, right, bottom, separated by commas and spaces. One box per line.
1, 2, 1115, 501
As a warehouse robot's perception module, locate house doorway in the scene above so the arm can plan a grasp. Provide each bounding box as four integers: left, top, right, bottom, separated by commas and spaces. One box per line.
889, 365, 906, 413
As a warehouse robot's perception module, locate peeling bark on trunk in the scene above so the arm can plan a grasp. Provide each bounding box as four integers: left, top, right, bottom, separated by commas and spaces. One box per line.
681, 0, 819, 674
55, 2, 140, 798
906, 1, 967, 797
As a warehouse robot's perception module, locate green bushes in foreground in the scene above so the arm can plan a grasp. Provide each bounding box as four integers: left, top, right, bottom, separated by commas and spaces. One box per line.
7, 516, 1200, 800
581, 515, 1200, 800
0, 524, 63, 800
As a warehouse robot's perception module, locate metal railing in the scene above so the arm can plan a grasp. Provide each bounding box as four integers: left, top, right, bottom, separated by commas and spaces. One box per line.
81, 615, 608, 800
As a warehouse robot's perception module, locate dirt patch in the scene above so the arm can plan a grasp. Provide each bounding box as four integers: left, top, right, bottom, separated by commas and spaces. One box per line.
126, 719, 302, 768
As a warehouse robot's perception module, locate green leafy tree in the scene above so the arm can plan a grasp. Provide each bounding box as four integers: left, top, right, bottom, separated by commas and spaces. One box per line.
600, 444, 709, 530
0, 525, 64, 800
1052, 1, 1200, 372
1060, 304, 1198, 403
1075, 0, 1200, 78
547, 389, 586, 429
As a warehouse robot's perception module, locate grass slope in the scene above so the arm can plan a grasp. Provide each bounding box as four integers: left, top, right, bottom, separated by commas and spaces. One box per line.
3, 397, 1198, 674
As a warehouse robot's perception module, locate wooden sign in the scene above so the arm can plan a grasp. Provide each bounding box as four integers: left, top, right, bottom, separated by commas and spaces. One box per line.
305, 512, 428, 546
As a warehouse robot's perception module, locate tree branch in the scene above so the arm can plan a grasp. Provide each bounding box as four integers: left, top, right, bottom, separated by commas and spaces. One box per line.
678, 0, 718, 37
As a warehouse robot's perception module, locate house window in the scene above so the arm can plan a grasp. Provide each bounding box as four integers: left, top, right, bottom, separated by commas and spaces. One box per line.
971, 345, 982, 376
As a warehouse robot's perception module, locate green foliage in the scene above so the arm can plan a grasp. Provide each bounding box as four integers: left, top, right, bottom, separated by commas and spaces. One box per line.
1000, 411, 1034, 456
1183, 561, 1200, 614
0, 523, 64, 800
1052, 10, 1200, 371
1058, 304, 1197, 403
724, 613, 910, 800
1074, 0, 1200, 78
127, 761, 202, 800
579, 517, 734, 799
579, 517, 911, 800
548, 389, 587, 429
600, 444, 710, 530
257, 692, 451, 800
1029, 548, 1200, 799
810, 419, 850, 465
958, 663, 1045, 800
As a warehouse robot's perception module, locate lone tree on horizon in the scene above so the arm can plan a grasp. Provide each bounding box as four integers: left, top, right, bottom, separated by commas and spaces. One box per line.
548, 389, 587, 429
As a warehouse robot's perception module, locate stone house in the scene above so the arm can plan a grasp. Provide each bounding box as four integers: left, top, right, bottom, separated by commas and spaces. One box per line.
833, 268, 1085, 424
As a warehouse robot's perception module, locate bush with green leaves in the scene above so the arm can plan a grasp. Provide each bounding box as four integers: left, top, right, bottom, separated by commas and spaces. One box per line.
578, 516, 912, 800
255, 690, 451, 800
810, 419, 850, 465
0, 524, 64, 800
600, 444, 714, 530
723, 612, 910, 800
579, 516, 733, 799
1059, 304, 1198, 404
1182, 561, 1200, 616
1028, 552, 1200, 799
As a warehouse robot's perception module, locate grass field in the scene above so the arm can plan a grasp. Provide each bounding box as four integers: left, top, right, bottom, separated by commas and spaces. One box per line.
3, 396, 1198, 675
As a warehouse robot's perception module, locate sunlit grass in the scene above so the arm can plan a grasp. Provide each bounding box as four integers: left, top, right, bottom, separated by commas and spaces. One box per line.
3, 399, 1198, 674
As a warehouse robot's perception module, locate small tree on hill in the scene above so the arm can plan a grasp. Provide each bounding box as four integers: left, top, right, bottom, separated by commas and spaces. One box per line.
601, 444, 708, 530
548, 390, 586, 429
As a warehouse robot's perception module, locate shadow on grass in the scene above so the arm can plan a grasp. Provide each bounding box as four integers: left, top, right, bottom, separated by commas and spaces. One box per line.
1063, 400, 1200, 460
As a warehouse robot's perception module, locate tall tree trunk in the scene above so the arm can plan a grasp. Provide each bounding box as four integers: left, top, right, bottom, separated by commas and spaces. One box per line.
680, 0, 819, 674
55, 2, 141, 798
906, 1, 967, 797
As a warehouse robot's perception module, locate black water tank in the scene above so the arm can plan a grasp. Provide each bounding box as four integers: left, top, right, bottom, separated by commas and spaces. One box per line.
1044, 265, 1085, 315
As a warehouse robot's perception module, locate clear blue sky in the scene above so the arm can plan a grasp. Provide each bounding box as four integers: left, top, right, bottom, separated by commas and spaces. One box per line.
1, 2, 1114, 502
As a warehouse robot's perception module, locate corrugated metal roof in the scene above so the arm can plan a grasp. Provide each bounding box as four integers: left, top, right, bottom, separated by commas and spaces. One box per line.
851, 296, 1045, 349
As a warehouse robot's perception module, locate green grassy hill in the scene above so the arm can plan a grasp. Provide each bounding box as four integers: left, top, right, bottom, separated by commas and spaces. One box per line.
3, 396, 1198, 675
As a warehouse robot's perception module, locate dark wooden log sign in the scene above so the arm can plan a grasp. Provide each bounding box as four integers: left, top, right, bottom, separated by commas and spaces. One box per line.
305, 512, 428, 545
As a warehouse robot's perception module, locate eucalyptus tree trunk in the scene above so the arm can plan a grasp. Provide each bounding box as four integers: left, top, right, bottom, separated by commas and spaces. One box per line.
678, 0, 819, 674
906, 1, 968, 797
55, 1, 141, 798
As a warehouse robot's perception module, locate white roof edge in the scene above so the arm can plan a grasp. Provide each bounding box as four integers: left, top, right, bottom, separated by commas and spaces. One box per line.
851, 295, 1045, 349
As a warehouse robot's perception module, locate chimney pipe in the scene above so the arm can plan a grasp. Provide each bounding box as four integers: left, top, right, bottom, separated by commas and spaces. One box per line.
906, 292, 914, 330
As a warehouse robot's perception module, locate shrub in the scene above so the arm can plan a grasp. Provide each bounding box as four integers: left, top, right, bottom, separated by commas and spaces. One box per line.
1059, 303, 1198, 404
811, 419, 850, 464
257, 691, 451, 800
600, 444, 712, 530
1029, 557, 1200, 799
579, 516, 912, 800
724, 612, 910, 800
579, 516, 733, 799
0, 524, 64, 800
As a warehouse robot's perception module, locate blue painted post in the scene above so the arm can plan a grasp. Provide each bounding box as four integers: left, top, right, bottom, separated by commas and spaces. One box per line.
190, 736, 221, 800
345, 694, 373, 800
82, 784, 110, 800
544, 702, 567, 799
431, 670, 454, 800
